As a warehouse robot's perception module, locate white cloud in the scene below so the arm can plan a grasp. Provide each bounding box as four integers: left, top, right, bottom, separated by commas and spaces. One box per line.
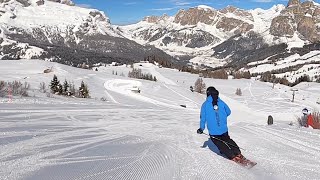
76, 4, 92, 8
175, 2, 192, 6
124, 2, 138, 5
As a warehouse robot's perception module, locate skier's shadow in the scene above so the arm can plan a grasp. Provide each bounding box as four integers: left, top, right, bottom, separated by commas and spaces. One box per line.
201, 138, 228, 159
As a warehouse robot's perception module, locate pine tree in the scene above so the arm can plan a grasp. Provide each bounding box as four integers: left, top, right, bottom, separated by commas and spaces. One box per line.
69, 81, 75, 96
57, 83, 63, 95
63, 80, 69, 96
50, 75, 60, 94
79, 81, 90, 98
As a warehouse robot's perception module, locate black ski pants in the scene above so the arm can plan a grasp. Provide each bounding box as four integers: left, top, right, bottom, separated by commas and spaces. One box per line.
210, 132, 241, 160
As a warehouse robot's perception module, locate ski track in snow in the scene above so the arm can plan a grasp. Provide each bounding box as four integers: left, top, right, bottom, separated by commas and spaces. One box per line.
1, 61, 320, 180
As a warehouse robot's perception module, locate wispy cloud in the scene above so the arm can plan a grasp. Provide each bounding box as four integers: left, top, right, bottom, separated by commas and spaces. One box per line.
124, 2, 138, 5
76, 4, 92, 8
175, 2, 192, 6
150, 7, 176, 11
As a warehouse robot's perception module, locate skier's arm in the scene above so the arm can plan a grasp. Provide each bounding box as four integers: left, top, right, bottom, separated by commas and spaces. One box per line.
223, 101, 231, 117
200, 104, 206, 130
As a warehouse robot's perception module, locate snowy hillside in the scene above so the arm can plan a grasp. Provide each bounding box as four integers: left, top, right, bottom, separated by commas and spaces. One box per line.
0, 0, 176, 67
246, 50, 320, 82
1, 60, 320, 180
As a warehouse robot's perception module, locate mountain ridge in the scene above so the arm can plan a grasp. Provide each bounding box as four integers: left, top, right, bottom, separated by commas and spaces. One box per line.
119, 0, 320, 82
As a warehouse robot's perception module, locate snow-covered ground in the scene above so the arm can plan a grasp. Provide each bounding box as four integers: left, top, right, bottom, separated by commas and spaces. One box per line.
1, 60, 320, 180
247, 51, 320, 82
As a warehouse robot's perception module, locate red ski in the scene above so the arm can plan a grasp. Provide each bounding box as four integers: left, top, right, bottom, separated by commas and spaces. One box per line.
237, 158, 257, 169
232, 154, 257, 169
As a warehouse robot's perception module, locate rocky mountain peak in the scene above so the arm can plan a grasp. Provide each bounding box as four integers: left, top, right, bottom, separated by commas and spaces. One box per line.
143, 14, 169, 24
270, 0, 320, 42
220, 5, 237, 13
173, 6, 217, 25
219, 5, 254, 22
287, 0, 300, 7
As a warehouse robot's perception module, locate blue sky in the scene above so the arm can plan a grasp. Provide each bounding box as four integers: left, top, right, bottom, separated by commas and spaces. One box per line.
73, 0, 319, 25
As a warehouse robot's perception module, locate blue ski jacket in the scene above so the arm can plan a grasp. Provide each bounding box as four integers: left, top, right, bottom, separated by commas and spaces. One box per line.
200, 96, 231, 136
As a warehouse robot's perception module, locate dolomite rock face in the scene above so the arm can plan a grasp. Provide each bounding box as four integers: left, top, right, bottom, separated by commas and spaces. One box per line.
270, 0, 320, 42
144, 14, 169, 24
216, 17, 253, 34
270, 16, 295, 37
174, 7, 218, 25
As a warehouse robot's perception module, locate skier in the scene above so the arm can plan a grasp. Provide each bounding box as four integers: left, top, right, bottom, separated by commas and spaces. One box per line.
197, 87, 253, 166
303, 108, 315, 128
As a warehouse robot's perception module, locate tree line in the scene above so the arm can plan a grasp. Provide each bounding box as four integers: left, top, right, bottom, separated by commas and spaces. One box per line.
49, 75, 90, 98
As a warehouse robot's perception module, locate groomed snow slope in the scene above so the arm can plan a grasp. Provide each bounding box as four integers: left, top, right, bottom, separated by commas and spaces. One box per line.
0, 60, 320, 180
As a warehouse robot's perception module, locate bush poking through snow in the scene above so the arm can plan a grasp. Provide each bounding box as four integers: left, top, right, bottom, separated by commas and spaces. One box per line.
39, 82, 47, 93
0, 80, 30, 97
235, 88, 242, 96
297, 115, 308, 127
0, 81, 5, 97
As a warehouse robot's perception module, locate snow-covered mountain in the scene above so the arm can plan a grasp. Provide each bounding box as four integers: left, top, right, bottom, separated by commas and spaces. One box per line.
0, 0, 176, 66
120, 0, 320, 80
120, 5, 284, 63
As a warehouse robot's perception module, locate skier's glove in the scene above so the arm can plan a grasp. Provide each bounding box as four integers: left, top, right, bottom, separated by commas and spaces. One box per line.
197, 128, 203, 134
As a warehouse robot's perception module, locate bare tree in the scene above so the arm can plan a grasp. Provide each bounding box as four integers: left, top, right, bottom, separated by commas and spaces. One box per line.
39, 82, 47, 93
194, 78, 206, 94
0, 81, 6, 97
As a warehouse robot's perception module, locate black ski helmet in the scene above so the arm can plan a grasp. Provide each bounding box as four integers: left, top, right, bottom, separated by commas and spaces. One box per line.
206, 87, 219, 97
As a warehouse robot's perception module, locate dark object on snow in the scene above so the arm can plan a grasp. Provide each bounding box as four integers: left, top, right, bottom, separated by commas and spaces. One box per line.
197, 128, 203, 134
131, 86, 141, 93
180, 105, 186, 108
44, 67, 53, 73
268, 115, 273, 125
190, 86, 194, 92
